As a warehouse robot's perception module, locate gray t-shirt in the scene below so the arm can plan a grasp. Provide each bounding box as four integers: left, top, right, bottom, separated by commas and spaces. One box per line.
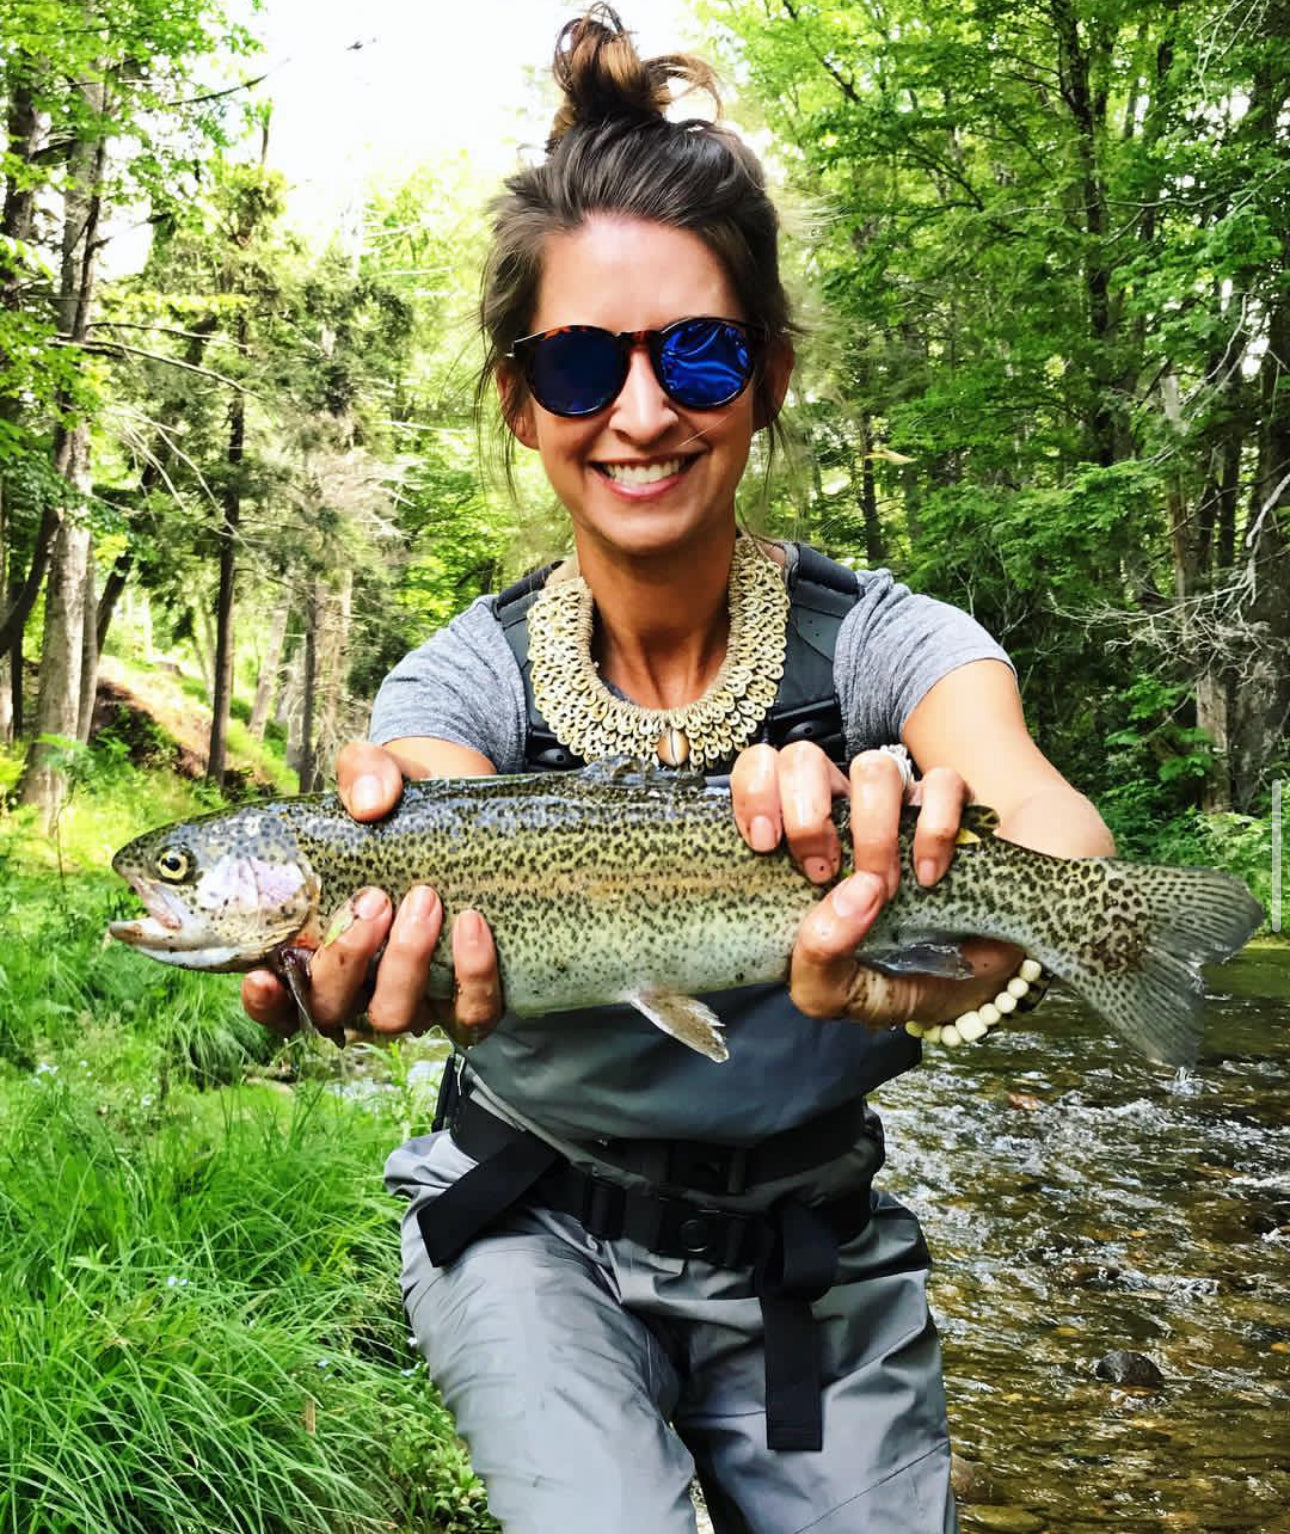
370, 550, 1011, 1143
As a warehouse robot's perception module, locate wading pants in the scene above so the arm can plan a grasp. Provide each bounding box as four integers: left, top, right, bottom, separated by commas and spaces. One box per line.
386, 1125, 959, 1534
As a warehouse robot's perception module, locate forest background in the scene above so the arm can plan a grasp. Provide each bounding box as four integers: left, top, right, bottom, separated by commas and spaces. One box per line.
0, 1, 1287, 1531
1, 0, 1287, 859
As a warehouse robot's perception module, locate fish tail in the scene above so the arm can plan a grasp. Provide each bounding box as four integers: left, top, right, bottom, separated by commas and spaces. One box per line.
1047, 860, 1264, 1066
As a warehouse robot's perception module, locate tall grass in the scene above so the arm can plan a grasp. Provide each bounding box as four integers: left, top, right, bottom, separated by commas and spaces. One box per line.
1, 1080, 491, 1533
1, 745, 495, 1532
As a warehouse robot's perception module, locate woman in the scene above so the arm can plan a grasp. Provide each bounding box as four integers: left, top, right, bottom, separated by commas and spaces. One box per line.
244, 10, 1114, 1531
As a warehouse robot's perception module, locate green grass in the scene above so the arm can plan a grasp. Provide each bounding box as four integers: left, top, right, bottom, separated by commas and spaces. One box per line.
0, 754, 495, 1533
0, 1080, 491, 1534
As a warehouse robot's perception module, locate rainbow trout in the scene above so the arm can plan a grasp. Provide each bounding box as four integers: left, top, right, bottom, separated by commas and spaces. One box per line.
108, 759, 1263, 1066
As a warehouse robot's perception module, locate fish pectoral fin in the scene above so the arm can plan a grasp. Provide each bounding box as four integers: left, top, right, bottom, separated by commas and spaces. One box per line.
630, 991, 729, 1063
861, 941, 974, 980
276, 945, 321, 1040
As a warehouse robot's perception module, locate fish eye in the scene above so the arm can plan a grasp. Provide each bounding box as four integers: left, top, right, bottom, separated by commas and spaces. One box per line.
155, 848, 192, 883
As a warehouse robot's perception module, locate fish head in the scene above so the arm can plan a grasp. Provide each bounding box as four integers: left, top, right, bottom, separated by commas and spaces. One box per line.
108, 807, 320, 971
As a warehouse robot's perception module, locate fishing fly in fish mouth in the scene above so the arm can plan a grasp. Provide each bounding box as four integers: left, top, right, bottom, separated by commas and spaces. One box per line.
108, 6, 1267, 1528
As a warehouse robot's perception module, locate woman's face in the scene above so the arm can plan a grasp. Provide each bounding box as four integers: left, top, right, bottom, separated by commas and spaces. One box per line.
504, 214, 789, 563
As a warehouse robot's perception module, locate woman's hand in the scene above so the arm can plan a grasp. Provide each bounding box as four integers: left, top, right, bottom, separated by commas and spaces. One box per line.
730, 741, 1020, 1030
240, 740, 504, 1046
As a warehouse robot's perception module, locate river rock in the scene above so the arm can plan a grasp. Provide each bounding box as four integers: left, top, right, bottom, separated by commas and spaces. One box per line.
950, 1453, 997, 1504
968, 1507, 1046, 1532
1093, 1349, 1164, 1389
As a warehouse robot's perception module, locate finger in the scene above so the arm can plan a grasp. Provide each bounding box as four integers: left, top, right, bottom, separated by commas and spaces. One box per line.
779, 741, 849, 884
848, 750, 907, 901
367, 885, 445, 1035
307, 886, 393, 1030
451, 909, 503, 1033
789, 872, 890, 1019
336, 740, 405, 822
242, 969, 298, 1034
730, 743, 782, 853
911, 766, 972, 888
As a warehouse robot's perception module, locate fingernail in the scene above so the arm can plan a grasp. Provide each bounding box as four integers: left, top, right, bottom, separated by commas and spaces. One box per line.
750, 815, 777, 853
354, 887, 387, 920
352, 774, 383, 816
833, 873, 882, 920
401, 885, 435, 923
804, 855, 833, 884
457, 909, 483, 944
917, 858, 937, 887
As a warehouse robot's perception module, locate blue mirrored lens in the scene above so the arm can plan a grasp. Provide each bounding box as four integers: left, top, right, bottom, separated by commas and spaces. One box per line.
529, 328, 624, 416
658, 320, 752, 408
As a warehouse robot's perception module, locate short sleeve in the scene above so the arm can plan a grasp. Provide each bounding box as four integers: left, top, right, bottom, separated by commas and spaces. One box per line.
834, 568, 1014, 756
369, 597, 528, 771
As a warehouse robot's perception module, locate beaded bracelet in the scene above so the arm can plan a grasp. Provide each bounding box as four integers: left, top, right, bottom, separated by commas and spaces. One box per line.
904, 957, 1051, 1048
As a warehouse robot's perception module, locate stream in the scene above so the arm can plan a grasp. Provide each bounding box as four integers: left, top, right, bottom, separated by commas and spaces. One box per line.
870, 948, 1290, 1533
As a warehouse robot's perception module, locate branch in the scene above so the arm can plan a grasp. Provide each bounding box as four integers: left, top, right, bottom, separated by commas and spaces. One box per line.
160, 70, 273, 109
59, 336, 249, 392
781, 0, 861, 103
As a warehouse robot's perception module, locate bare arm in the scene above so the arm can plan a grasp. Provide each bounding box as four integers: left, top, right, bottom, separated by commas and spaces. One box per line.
902, 659, 1114, 859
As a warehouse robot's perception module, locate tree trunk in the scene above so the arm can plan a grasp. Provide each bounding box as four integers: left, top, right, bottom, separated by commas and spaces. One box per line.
0, 69, 56, 658
6, 576, 23, 738
17, 69, 107, 826
858, 413, 884, 565
95, 550, 132, 653
249, 597, 289, 739
298, 580, 322, 794
76, 541, 97, 743
18, 432, 92, 826
207, 375, 244, 785
318, 567, 352, 767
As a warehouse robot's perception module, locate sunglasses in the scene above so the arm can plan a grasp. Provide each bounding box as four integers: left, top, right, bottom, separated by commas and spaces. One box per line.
508, 316, 759, 418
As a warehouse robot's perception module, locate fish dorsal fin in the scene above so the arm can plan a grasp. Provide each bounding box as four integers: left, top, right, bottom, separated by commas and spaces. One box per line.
629, 991, 729, 1062
954, 803, 1000, 846
579, 756, 707, 791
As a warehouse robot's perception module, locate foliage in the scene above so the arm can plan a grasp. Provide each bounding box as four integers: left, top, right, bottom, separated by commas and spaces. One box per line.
708, 0, 1290, 810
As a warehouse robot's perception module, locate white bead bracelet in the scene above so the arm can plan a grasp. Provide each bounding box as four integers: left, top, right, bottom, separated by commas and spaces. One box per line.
905, 957, 1049, 1047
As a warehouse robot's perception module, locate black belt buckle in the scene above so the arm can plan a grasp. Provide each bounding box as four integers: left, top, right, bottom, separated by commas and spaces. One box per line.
670, 1203, 753, 1267
576, 1171, 626, 1239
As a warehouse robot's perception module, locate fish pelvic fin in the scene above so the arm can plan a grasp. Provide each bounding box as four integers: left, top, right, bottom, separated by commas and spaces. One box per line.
630, 991, 729, 1063
1050, 862, 1264, 1066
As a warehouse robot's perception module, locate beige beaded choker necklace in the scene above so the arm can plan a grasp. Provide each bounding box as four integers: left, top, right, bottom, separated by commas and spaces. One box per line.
527, 536, 790, 770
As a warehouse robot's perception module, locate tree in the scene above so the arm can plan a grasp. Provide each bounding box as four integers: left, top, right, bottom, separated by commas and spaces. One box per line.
711, 0, 1289, 811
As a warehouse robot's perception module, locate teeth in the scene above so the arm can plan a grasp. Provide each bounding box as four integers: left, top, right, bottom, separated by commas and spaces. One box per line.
602, 458, 687, 486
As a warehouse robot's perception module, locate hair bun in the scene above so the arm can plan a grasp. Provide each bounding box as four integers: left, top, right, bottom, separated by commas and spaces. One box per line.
549, 4, 719, 150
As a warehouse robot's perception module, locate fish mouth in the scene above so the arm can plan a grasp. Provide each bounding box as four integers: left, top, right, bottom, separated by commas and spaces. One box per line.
108, 876, 248, 967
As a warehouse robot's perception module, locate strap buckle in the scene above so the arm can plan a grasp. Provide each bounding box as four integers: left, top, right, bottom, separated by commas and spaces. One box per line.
576, 1172, 626, 1239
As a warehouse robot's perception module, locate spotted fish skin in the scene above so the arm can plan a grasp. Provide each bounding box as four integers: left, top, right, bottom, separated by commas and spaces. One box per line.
109, 759, 1265, 1066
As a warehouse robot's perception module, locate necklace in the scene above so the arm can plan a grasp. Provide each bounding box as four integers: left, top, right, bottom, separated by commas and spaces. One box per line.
527, 536, 790, 770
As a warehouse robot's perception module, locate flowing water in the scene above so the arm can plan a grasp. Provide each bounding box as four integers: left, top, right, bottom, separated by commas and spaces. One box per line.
870, 948, 1290, 1534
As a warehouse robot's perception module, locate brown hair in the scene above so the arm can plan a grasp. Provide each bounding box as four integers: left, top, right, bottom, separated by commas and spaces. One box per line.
477, 5, 794, 479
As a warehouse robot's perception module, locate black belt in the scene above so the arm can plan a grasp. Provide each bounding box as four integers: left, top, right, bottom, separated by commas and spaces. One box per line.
450, 1085, 876, 1197
417, 1085, 897, 1453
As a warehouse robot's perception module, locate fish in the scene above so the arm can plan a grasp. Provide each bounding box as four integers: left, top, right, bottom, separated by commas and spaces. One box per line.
107, 757, 1265, 1067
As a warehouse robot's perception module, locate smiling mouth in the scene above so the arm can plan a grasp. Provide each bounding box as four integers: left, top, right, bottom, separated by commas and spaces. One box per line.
594, 455, 698, 486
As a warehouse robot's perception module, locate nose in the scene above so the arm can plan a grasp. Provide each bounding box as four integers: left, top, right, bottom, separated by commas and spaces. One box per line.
609, 342, 678, 441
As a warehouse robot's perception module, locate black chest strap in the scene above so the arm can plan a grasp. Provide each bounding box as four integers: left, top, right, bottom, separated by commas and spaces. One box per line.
493, 544, 861, 773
